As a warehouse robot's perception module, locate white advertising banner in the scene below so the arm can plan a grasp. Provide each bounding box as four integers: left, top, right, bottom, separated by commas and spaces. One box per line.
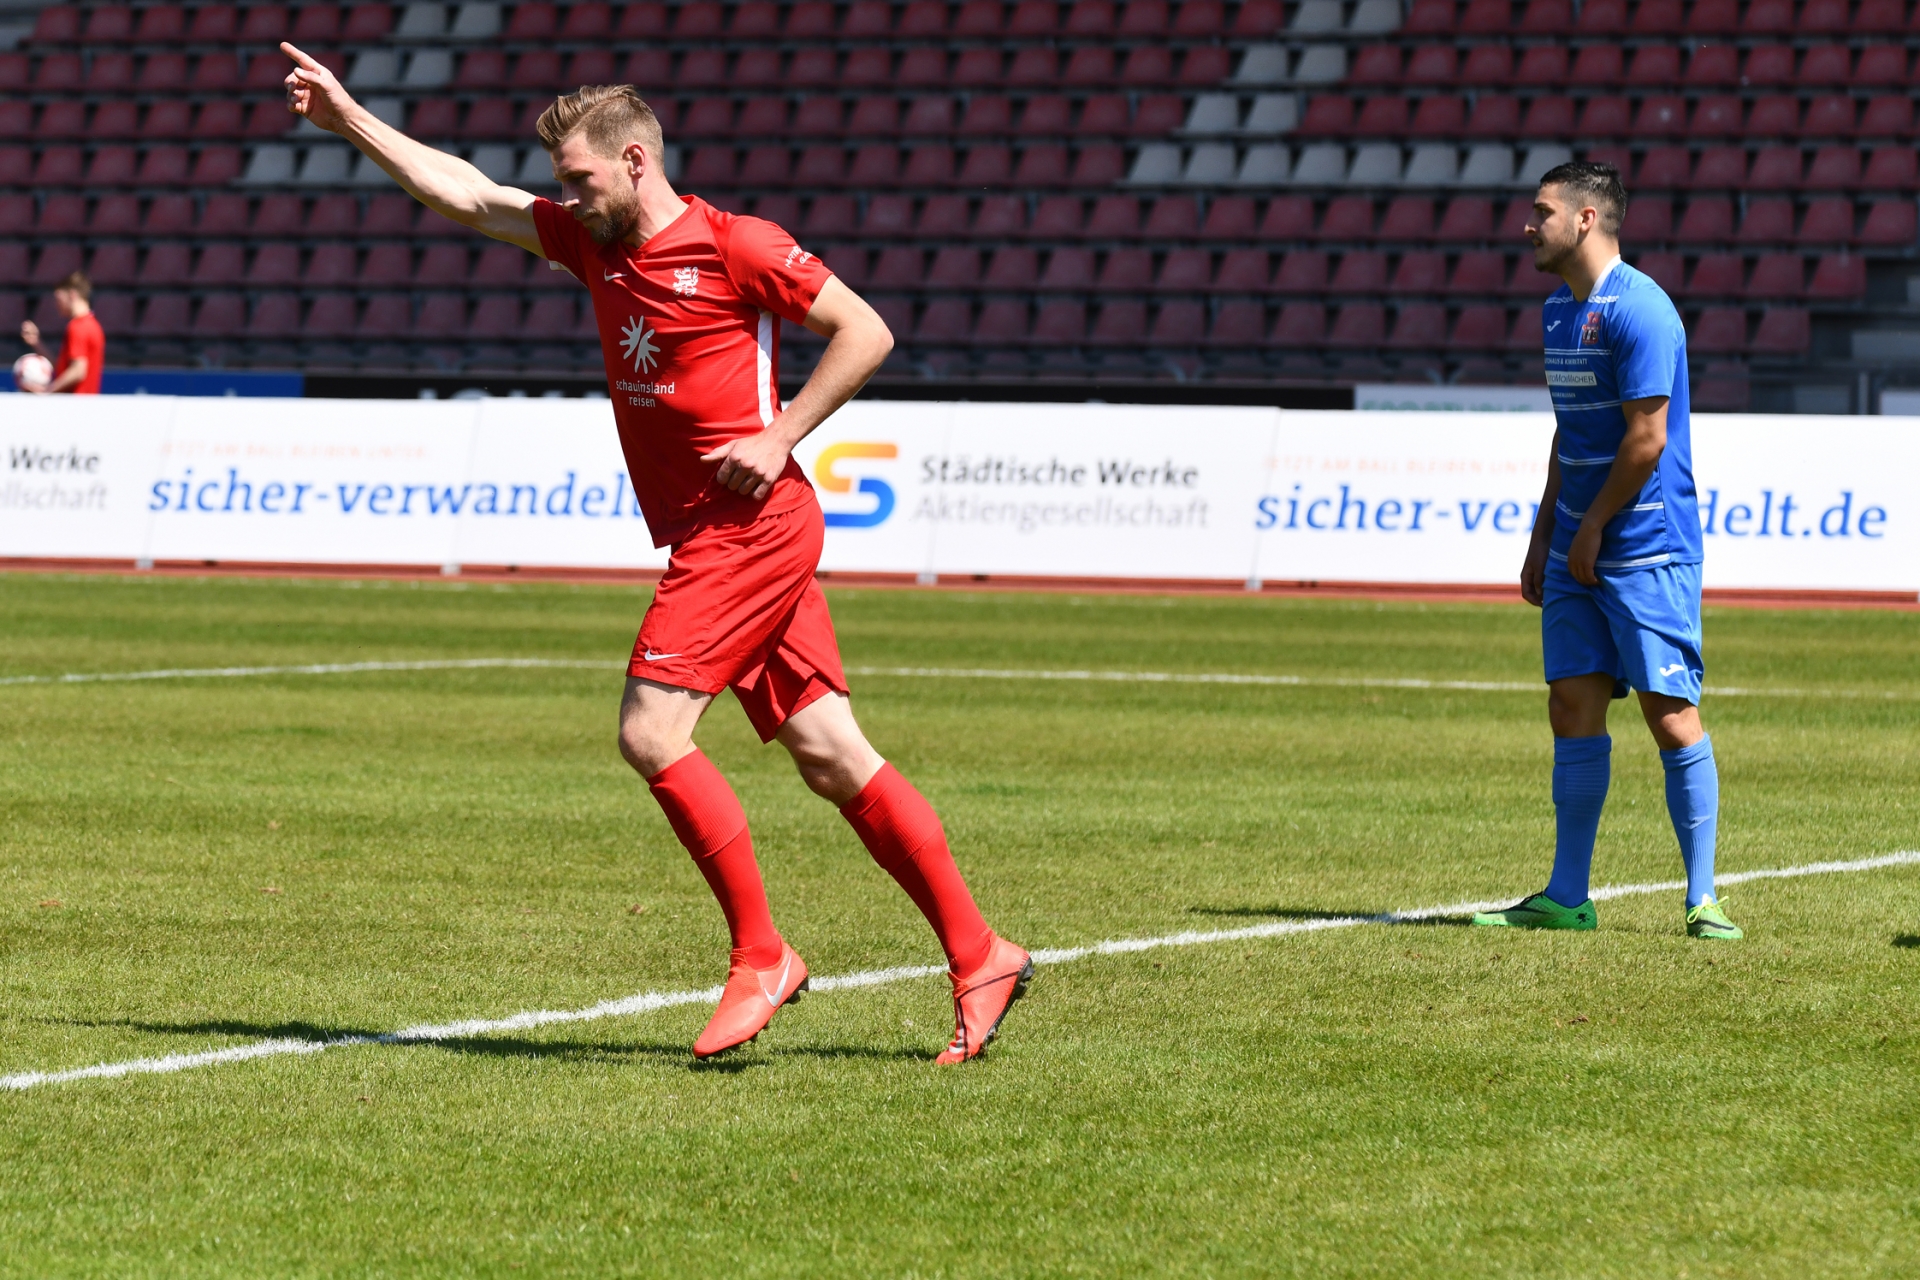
2, 396, 1913, 593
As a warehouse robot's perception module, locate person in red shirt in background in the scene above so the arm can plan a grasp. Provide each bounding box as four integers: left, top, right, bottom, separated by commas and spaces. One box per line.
19, 271, 106, 395
281, 47, 1034, 1064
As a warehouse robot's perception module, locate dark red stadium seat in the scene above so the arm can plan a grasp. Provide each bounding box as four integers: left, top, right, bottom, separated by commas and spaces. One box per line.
781, 98, 834, 135
1853, 0, 1906, 30
902, 145, 955, 184
1406, 0, 1457, 30
950, 97, 1008, 136
97, 102, 142, 137
1797, 196, 1855, 242
1683, 44, 1738, 87
1208, 300, 1267, 346
518, 292, 572, 336
85, 52, 132, 91
1073, 145, 1125, 185
1860, 199, 1917, 244
1073, 94, 1127, 134
923, 246, 980, 289
511, 50, 564, 91
85, 145, 137, 185
195, 101, 243, 138
462, 293, 518, 340
1013, 143, 1068, 186
904, 297, 963, 343
245, 243, 300, 287
1142, 298, 1200, 346
34, 53, 81, 90
144, 193, 194, 233
836, 0, 889, 34
1635, 96, 1687, 138
974, 298, 1031, 343
305, 243, 359, 285
343, 3, 393, 40
1274, 250, 1330, 292
727, 0, 779, 36
1218, 0, 1271, 34
357, 243, 411, 286
1407, 47, 1459, 86
29, 243, 82, 288
900, 97, 956, 137
39, 101, 85, 138
441, 98, 498, 139
1119, 0, 1168, 32
1735, 197, 1796, 243
1797, 0, 1848, 30
36, 194, 84, 233
1864, 146, 1919, 188
352, 293, 409, 339
1799, 45, 1852, 86
1379, 196, 1435, 239
1271, 301, 1327, 346
802, 194, 857, 238
1201, 196, 1256, 239
1860, 97, 1914, 136
1391, 251, 1447, 291
194, 291, 246, 338
615, 2, 667, 36
89, 193, 139, 234
850, 144, 902, 186
414, 244, 467, 286
0, 52, 23, 92
1134, 95, 1185, 135
1680, 0, 1733, 32
1693, 146, 1748, 187
837, 48, 888, 88
190, 51, 239, 91
1436, 197, 1494, 241
138, 52, 188, 91
1459, 0, 1513, 32
980, 245, 1037, 288
959, 144, 1011, 185
1410, 96, 1467, 137
29, 4, 80, 43
791, 145, 845, 184
81, 4, 132, 40
1213, 248, 1268, 291
1578, 97, 1631, 135
455, 49, 506, 90
0, 245, 25, 286
1461, 46, 1512, 86
1505, 306, 1543, 348
1330, 251, 1389, 292
1638, 146, 1692, 188
1026, 193, 1085, 237
863, 193, 915, 234
916, 194, 970, 236
1154, 248, 1210, 291
1328, 303, 1386, 347
1082, 195, 1136, 237
1745, 252, 1804, 298
291, 4, 340, 42
1350, 46, 1404, 86
953, 49, 1008, 88
1629, 250, 1683, 294
1088, 299, 1148, 346
1017, 95, 1070, 138
621, 49, 671, 85
1808, 252, 1867, 297
1692, 96, 1744, 136
1450, 304, 1509, 348
1514, 45, 1568, 86
1744, 46, 1796, 87
1674, 195, 1734, 242
867, 246, 923, 290
468, 243, 526, 287
1751, 307, 1809, 353
1520, 0, 1572, 31
1451, 250, 1506, 291
1570, 45, 1623, 86
249, 192, 298, 234
87, 244, 135, 287
1319, 195, 1376, 240
1697, 305, 1758, 353
243, 101, 297, 138
134, 294, 190, 337
1747, 146, 1804, 188
0, 195, 25, 238
1077, 245, 1138, 289
1626, 45, 1681, 87
1748, 0, 1796, 32
1470, 95, 1525, 136
1008, 0, 1058, 33
1805, 145, 1862, 188
1261, 196, 1315, 239
1301, 96, 1355, 136
568, 49, 616, 85
1141, 196, 1196, 239
190, 147, 241, 185
301, 293, 355, 339
1688, 252, 1745, 295
301, 195, 355, 236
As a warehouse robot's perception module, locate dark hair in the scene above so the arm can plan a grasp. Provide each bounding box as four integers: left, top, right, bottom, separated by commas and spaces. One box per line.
1537, 160, 1628, 236
56, 270, 92, 300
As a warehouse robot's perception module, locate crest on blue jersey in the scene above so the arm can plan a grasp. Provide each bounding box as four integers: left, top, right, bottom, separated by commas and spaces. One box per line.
1580, 310, 1602, 346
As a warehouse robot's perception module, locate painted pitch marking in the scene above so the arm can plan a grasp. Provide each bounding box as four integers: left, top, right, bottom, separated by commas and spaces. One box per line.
6, 850, 1916, 1092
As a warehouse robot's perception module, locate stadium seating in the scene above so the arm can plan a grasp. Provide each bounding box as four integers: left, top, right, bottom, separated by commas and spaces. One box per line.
6, 1, 1911, 397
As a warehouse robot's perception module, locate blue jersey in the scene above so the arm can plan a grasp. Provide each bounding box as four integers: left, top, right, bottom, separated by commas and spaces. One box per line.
1542, 259, 1701, 572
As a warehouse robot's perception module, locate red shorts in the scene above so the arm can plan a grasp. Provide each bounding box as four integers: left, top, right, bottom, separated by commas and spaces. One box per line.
630, 494, 848, 742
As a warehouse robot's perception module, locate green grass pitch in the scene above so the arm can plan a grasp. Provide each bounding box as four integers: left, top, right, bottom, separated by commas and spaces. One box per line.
1, 572, 1917, 1277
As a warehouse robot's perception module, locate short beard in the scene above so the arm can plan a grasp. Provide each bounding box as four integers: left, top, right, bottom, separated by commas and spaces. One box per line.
585, 187, 639, 246
1532, 229, 1578, 275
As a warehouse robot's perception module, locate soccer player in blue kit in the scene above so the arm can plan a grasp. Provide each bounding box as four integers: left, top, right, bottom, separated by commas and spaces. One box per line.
1473, 162, 1742, 941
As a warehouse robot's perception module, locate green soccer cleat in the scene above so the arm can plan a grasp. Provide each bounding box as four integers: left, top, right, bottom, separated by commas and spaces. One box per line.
1686, 896, 1743, 940
1471, 892, 1597, 931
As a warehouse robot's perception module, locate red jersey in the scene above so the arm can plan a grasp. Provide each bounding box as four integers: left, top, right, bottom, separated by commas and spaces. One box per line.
532, 195, 833, 547
55, 311, 104, 394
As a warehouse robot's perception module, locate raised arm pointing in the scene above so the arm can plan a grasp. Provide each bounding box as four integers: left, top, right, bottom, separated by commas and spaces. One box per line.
280, 42, 542, 255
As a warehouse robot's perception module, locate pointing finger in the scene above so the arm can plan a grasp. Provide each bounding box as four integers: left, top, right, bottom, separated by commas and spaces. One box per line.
280, 41, 323, 73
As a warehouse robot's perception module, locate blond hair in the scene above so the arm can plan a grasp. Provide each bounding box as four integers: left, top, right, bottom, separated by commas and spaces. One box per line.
536, 85, 664, 163
56, 270, 92, 300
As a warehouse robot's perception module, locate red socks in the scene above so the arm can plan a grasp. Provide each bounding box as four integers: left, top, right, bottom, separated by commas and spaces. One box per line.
841, 763, 994, 975
647, 750, 784, 969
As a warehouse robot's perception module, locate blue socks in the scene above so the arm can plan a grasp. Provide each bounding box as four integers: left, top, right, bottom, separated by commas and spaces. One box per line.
1546, 735, 1612, 907
1661, 734, 1720, 908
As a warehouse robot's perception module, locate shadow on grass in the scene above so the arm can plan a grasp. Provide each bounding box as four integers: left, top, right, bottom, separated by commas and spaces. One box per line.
1186, 906, 1470, 928
1894, 935, 1920, 949
41, 1017, 934, 1069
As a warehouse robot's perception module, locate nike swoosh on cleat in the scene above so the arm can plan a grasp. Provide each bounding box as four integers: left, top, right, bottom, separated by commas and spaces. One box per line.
760, 954, 793, 1007
642, 651, 681, 661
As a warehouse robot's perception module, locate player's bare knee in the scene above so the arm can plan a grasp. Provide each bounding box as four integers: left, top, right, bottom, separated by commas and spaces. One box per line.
617, 718, 683, 778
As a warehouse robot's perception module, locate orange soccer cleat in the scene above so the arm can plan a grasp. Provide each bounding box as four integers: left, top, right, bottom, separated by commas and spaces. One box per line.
933, 934, 1033, 1064
691, 942, 809, 1059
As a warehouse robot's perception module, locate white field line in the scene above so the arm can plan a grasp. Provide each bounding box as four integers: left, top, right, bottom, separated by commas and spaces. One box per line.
0, 658, 1910, 701
6, 849, 1916, 1093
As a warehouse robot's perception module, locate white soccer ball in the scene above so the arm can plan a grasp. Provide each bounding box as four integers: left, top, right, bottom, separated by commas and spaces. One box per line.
13, 352, 52, 391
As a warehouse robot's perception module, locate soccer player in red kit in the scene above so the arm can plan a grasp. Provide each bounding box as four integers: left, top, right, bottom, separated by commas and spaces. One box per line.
281, 49, 1032, 1062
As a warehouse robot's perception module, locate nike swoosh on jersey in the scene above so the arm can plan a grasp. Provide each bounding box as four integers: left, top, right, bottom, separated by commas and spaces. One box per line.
604, 270, 625, 281
642, 650, 682, 661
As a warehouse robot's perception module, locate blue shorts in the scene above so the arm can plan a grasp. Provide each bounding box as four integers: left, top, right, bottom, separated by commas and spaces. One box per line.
1542, 560, 1704, 704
